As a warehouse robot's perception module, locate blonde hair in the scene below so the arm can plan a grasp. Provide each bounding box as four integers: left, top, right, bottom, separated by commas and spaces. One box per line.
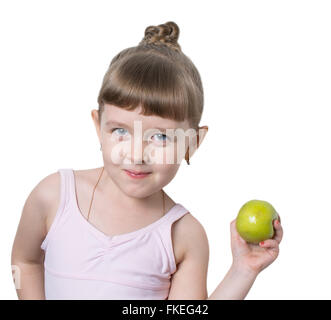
97, 21, 204, 132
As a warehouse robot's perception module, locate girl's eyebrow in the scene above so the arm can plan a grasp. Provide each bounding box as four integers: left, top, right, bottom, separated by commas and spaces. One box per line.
105, 120, 130, 128
105, 120, 173, 132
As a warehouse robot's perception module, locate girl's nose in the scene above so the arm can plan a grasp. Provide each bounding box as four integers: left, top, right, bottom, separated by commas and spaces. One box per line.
129, 138, 148, 164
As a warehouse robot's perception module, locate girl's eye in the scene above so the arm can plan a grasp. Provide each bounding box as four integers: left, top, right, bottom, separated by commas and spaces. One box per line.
111, 128, 170, 145
111, 128, 128, 136
152, 133, 169, 144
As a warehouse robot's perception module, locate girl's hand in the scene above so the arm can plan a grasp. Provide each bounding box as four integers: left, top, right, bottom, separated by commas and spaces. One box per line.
230, 216, 283, 275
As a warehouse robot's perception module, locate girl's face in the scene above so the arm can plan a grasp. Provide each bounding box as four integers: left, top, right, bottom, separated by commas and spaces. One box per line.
91, 104, 197, 198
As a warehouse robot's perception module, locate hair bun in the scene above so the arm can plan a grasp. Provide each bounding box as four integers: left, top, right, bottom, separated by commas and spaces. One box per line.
140, 21, 181, 51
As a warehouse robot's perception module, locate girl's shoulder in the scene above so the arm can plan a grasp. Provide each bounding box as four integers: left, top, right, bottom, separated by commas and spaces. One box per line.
19, 170, 63, 238
73, 166, 104, 190
73, 166, 101, 179
171, 210, 205, 263
43, 167, 100, 233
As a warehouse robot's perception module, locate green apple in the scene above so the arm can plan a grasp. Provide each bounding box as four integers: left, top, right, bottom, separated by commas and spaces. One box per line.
236, 199, 279, 244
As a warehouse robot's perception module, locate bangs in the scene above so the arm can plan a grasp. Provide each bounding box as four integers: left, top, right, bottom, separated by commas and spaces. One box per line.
97, 51, 201, 128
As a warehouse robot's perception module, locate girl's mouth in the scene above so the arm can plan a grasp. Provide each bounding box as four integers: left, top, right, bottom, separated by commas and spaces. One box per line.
123, 170, 152, 179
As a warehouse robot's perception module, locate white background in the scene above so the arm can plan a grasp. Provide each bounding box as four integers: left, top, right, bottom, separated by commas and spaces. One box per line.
1, 0, 330, 299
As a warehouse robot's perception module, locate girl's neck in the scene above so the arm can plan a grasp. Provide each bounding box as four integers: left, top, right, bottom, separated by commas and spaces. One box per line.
97, 168, 165, 214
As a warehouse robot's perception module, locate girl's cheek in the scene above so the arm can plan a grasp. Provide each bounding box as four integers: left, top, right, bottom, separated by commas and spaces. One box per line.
102, 136, 181, 166
145, 143, 179, 165
104, 140, 131, 165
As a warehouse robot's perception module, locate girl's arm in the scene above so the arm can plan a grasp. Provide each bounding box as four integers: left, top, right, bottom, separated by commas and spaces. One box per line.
167, 215, 209, 300
209, 218, 283, 299
11, 172, 60, 299
167, 216, 283, 300
207, 263, 258, 299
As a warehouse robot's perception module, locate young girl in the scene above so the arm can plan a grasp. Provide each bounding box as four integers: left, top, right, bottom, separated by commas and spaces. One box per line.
11, 21, 283, 300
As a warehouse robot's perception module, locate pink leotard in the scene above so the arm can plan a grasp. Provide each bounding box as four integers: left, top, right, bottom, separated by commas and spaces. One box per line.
40, 168, 190, 299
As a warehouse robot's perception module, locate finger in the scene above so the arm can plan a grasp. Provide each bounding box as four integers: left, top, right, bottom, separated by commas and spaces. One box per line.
230, 219, 238, 235
273, 219, 283, 243
259, 239, 279, 250
230, 219, 246, 245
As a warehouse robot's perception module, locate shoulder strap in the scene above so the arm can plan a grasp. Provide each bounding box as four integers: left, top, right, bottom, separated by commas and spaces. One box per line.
157, 203, 190, 275
64, 168, 76, 205
166, 203, 190, 224
40, 168, 74, 251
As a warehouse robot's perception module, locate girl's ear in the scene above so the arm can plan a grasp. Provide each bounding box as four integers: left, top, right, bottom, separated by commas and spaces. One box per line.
197, 126, 209, 148
185, 125, 209, 163
91, 109, 101, 141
